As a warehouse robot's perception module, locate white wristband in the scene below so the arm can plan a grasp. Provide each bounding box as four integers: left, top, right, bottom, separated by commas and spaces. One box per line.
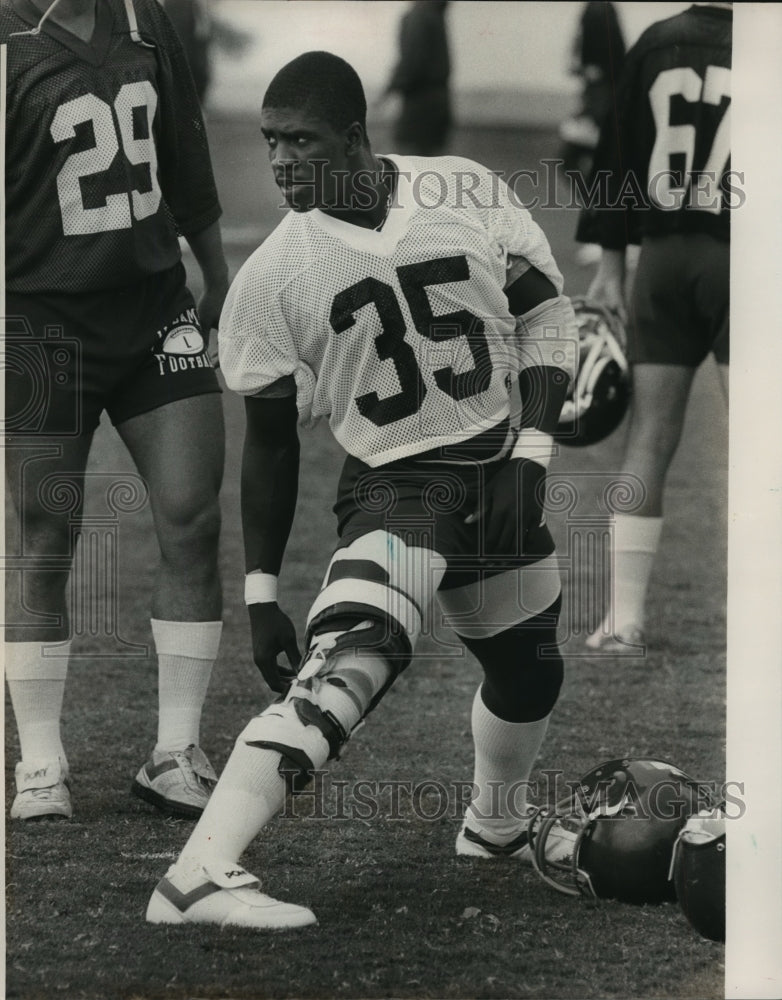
511, 428, 555, 468
244, 572, 278, 605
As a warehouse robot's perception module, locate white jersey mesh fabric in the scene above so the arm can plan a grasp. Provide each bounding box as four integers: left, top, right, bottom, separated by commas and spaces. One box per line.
219, 154, 564, 467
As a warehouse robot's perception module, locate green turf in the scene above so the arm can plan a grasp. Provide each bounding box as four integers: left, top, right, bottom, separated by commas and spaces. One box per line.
5, 120, 727, 1000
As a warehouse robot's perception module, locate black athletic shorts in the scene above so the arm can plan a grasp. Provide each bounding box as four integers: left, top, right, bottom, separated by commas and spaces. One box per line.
334, 443, 557, 587
628, 233, 729, 366
4, 262, 221, 437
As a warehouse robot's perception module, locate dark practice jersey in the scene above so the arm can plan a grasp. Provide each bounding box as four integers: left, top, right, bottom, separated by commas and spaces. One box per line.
2, 0, 222, 293
577, 4, 732, 249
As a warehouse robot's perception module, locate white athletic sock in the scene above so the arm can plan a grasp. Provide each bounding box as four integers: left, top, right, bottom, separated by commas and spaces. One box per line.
4, 640, 70, 767
466, 686, 550, 844
175, 742, 287, 881
170, 647, 393, 882
606, 514, 663, 633
151, 620, 222, 752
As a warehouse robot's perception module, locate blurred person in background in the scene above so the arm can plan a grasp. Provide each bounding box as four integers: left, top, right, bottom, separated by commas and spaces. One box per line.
159, 0, 212, 104
561, 1, 626, 159
384, 0, 452, 156
560, 2, 626, 266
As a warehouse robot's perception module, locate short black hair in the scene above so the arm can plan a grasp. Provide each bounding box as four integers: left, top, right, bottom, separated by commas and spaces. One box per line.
263, 51, 367, 132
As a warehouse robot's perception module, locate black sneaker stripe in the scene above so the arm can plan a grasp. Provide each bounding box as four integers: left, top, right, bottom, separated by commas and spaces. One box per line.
156, 878, 224, 913
144, 758, 182, 781
463, 826, 529, 856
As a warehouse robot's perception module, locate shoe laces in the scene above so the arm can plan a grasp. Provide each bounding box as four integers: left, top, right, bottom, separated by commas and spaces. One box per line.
171, 745, 214, 786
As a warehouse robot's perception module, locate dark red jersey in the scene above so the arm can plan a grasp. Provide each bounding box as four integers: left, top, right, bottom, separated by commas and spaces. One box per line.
2, 0, 221, 293
577, 4, 732, 249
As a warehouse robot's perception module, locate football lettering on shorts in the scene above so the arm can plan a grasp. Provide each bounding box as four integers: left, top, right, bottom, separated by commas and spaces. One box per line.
153, 309, 209, 373
154, 353, 212, 376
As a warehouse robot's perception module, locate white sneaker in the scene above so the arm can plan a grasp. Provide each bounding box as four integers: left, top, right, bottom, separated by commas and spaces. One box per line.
455, 822, 533, 863
132, 744, 217, 819
585, 625, 646, 654
146, 861, 317, 929
11, 759, 72, 820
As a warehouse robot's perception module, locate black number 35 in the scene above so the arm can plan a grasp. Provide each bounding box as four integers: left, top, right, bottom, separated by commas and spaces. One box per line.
329, 254, 491, 427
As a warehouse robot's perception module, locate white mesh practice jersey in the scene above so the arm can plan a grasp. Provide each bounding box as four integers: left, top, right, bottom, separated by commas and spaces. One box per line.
219, 154, 564, 467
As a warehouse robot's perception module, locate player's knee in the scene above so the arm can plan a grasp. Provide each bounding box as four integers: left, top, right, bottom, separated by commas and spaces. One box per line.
156, 488, 221, 559
239, 652, 391, 793
297, 617, 401, 728
482, 655, 564, 722
238, 617, 402, 792
17, 508, 73, 559
462, 601, 564, 723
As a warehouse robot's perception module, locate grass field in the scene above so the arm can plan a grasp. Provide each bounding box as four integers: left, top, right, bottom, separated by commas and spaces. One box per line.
4, 119, 728, 1000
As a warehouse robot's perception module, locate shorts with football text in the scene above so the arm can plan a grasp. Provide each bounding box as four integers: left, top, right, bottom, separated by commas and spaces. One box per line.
628, 233, 729, 366
4, 262, 221, 437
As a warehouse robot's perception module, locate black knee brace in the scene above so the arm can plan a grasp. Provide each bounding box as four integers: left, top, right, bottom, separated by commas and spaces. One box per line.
459, 597, 564, 722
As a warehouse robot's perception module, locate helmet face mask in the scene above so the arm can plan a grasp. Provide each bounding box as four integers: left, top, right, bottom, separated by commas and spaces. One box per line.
671, 805, 726, 941
554, 298, 631, 447
528, 758, 709, 905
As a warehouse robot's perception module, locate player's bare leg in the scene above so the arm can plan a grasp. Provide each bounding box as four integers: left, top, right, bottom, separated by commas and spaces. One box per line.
586, 363, 696, 650
116, 394, 224, 620
117, 394, 224, 817
5, 432, 94, 819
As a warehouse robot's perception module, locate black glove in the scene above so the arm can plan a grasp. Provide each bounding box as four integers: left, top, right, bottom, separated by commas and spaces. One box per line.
465, 458, 547, 555
247, 602, 302, 694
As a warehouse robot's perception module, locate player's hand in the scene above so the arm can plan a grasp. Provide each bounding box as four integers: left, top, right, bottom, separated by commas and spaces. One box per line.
465, 458, 547, 555
247, 602, 302, 694
586, 249, 627, 324
586, 272, 626, 324
197, 278, 230, 368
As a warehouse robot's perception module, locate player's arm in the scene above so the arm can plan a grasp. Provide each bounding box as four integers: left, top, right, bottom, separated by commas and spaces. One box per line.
184, 220, 230, 342
150, 0, 226, 333
467, 263, 576, 549
507, 261, 575, 454
242, 378, 302, 693
509, 265, 575, 539
575, 41, 642, 320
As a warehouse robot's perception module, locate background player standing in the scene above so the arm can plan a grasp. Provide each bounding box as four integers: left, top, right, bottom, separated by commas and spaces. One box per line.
146, 50, 576, 930
560, 1, 626, 160
158, 0, 212, 105
3, 0, 228, 819
577, 2, 732, 651
383, 0, 452, 156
